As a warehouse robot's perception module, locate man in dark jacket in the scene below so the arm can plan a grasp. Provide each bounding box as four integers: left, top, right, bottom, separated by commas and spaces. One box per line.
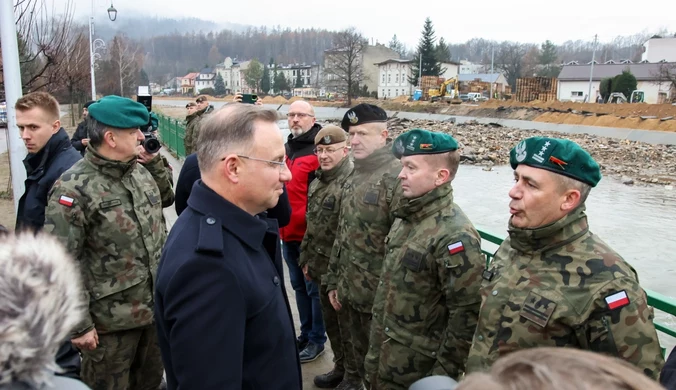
280, 100, 327, 363
70, 100, 95, 156
15, 91, 83, 380
155, 104, 301, 390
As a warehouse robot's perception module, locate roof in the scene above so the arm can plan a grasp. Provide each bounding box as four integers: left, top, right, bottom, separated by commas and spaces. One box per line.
458, 73, 503, 83
182, 72, 199, 79
200, 68, 214, 74
557, 63, 673, 81
375, 58, 414, 66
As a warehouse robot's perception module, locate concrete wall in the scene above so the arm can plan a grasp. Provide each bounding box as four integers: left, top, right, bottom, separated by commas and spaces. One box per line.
642, 38, 676, 62
362, 45, 399, 95
637, 81, 673, 104
558, 80, 600, 102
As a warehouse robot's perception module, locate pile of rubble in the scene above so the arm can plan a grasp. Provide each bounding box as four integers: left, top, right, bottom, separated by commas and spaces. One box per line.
325, 118, 676, 186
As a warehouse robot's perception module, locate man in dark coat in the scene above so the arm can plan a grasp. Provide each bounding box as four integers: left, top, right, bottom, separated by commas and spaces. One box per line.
70, 100, 95, 156
15, 92, 83, 379
155, 104, 302, 390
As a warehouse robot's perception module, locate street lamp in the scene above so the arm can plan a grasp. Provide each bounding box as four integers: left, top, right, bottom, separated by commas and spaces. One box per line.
89, 1, 117, 100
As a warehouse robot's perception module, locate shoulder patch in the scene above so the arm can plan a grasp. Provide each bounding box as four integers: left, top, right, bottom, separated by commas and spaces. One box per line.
58, 195, 74, 207
605, 290, 630, 310
447, 241, 464, 255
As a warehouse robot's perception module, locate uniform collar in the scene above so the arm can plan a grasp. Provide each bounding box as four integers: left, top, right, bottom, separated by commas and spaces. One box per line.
187, 181, 270, 250
507, 204, 589, 254
316, 157, 352, 183
392, 184, 453, 221
353, 143, 395, 172
85, 146, 137, 179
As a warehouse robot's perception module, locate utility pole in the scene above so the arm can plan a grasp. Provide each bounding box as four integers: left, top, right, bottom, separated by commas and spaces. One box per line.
0, 0, 28, 212
418, 50, 422, 88
490, 46, 495, 99
588, 34, 598, 103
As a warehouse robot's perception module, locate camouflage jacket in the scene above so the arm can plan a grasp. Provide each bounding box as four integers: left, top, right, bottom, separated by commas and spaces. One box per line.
44, 148, 174, 337
183, 108, 208, 155
364, 185, 484, 389
466, 205, 665, 379
325, 144, 402, 313
299, 157, 353, 284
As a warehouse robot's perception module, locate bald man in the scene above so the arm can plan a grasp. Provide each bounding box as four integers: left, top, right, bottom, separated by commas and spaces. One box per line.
280, 100, 327, 362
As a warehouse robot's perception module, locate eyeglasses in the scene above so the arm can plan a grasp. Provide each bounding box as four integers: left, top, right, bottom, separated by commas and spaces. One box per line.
236, 155, 287, 170
313, 146, 345, 155
287, 113, 314, 119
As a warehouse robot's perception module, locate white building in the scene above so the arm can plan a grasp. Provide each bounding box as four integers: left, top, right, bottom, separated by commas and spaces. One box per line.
213, 57, 254, 94
642, 37, 676, 63
459, 60, 486, 74
194, 68, 216, 94
375, 60, 461, 98
557, 63, 673, 103
324, 44, 399, 96
268, 63, 322, 94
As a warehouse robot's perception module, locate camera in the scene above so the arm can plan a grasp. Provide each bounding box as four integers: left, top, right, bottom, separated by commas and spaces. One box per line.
241, 93, 258, 104
137, 88, 161, 154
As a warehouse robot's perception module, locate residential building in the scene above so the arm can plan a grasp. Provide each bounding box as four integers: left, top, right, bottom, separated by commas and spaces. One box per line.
557, 62, 674, 103
180, 72, 199, 95
642, 37, 676, 63
195, 68, 216, 94
375, 60, 461, 99
324, 44, 399, 96
268, 63, 322, 95
459, 60, 486, 74
213, 57, 253, 94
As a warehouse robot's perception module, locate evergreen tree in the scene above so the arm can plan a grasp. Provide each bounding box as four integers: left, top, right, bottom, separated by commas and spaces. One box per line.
409, 18, 443, 86
435, 37, 451, 62
612, 70, 637, 99
295, 69, 303, 88
214, 73, 226, 95
599, 77, 613, 102
388, 34, 406, 58
273, 70, 290, 92
138, 69, 150, 86
261, 65, 271, 94
537, 40, 561, 77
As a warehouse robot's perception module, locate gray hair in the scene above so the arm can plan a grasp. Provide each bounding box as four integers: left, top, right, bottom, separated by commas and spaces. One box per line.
558, 174, 592, 204
196, 104, 280, 172
86, 117, 110, 148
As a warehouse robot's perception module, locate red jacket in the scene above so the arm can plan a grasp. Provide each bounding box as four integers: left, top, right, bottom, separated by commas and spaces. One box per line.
280, 124, 321, 242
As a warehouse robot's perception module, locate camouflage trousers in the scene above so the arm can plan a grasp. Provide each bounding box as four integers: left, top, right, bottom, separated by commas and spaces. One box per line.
344, 303, 372, 386
81, 325, 164, 390
319, 280, 360, 382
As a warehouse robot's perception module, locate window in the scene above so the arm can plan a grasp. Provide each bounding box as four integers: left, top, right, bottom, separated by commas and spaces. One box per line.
382, 74, 385, 83
388, 74, 391, 83
396, 73, 399, 83
571, 91, 583, 97
382, 89, 385, 97
395, 89, 399, 96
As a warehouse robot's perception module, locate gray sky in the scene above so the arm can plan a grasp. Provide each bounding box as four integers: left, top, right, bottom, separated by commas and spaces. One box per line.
72, 0, 673, 48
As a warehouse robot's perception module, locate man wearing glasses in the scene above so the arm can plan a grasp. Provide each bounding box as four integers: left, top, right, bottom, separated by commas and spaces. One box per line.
155, 104, 302, 389
280, 100, 328, 363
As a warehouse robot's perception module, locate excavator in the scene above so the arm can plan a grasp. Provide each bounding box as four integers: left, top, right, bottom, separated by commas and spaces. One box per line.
428, 77, 462, 104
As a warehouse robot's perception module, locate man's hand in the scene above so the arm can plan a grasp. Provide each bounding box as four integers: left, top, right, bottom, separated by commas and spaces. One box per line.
302, 264, 312, 281
72, 328, 99, 351
254, 98, 263, 106
137, 145, 159, 164
233, 93, 243, 103
81, 138, 90, 146
328, 290, 342, 311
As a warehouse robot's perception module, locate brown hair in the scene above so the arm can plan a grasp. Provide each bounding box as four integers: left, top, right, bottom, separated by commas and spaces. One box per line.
196, 104, 280, 172
15, 92, 60, 121
457, 347, 664, 390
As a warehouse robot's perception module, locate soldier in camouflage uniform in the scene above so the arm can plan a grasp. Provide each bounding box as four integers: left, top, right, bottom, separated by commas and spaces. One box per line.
183, 95, 214, 155
44, 95, 175, 390
466, 136, 664, 380
299, 125, 354, 388
364, 129, 485, 390
326, 104, 402, 390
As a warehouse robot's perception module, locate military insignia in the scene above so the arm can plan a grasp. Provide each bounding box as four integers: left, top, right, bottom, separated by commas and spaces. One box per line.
58, 195, 74, 207
515, 140, 527, 162
519, 291, 557, 328
323, 135, 332, 144
549, 156, 568, 170
99, 199, 122, 209
531, 140, 551, 164
322, 196, 336, 210
348, 111, 358, 124
447, 241, 464, 255
394, 139, 405, 155
401, 248, 424, 272
420, 143, 433, 150
482, 268, 494, 281
145, 190, 160, 205
406, 135, 418, 151
363, 190, 380, 205
605, 290, 630, 310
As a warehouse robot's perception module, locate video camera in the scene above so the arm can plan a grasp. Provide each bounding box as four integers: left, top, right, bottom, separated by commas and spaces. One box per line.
137, 87, 161, 154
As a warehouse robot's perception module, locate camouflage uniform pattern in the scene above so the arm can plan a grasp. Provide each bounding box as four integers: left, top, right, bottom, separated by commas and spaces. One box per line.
364, 185, 484, 389
183, 108, 206, 155
44, 147, 174, 389
466, 205, 665, 380
326, 144, 402, 383
299, 156, 354, 379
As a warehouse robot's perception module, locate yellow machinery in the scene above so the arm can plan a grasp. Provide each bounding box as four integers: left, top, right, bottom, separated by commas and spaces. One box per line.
428, 77, 462, 104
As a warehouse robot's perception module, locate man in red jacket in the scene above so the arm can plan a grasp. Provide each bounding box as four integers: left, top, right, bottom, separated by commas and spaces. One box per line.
280, 100, 327, 363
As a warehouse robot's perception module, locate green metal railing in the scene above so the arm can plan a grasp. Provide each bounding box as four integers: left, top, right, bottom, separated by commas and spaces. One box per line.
155, 112, 676, 352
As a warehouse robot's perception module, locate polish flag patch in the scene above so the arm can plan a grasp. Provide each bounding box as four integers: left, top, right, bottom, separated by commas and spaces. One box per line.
605, 290, 630, 310
58, 195, 74, 207
447, 241, 464, 255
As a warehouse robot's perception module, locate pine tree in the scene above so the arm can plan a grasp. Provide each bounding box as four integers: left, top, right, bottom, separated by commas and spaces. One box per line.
537, 40, 561, 77
388, 34, 406, 58
138, 68, 150, 86
214, 73, 226, 95
273, 70, 289, 93
261, 65, 271, 94
435, 37, 451, 62
295, 69, 303, 88
409, 18, 443, 86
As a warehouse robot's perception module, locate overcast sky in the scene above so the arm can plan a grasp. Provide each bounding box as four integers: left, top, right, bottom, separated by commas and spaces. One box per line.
72, 0, 673, 48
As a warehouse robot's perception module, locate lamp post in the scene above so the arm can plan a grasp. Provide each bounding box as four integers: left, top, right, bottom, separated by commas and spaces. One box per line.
89, 1, 117, 100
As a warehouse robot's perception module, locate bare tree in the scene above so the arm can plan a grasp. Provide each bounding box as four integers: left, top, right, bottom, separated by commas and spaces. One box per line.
652, 62, 676, 103
495, 42, 529, 90
323, 28, 367, 106
110, 34, 143, 96
54, 25, 90, 125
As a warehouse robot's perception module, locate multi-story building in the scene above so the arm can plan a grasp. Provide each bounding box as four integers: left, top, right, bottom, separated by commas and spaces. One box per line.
195, 68, 216, 94
642, 36, 676, 63
214, 57, 253, 94
324, 44, 399, 96
180, 72, 199, 95
267, 63, 322, 94
459, 60, 486, 74
375, 60, 461, 98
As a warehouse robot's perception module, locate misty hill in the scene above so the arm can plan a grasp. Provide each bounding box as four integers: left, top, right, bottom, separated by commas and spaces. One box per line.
90, 15, 249, 41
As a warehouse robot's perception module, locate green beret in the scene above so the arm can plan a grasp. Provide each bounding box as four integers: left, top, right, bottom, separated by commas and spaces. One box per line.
392, 129, 458, 159
88, 95, 149, 129
510, 136, 602, 187
341, 103, 387, 131
149, 112, 159, 131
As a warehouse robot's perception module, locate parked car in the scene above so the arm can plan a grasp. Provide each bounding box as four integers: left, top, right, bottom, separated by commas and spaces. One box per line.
0, 101, 7, 128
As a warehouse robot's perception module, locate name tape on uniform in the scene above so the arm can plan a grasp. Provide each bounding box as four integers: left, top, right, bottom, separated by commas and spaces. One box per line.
59, 195, 74, 207
447, 241, 465, 255
605, 290, 630, 310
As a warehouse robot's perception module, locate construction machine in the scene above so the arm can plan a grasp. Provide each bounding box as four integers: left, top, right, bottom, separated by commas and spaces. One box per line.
429, 77, 462, 104
606, 90, 645, 104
